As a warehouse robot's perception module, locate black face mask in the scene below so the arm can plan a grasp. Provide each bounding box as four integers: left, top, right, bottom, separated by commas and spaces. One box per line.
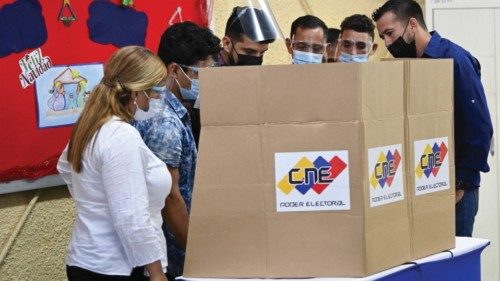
228, 40, 264, 66
387, 20, 417, 58
388, 37, 417, 58
234, 53, 263, 66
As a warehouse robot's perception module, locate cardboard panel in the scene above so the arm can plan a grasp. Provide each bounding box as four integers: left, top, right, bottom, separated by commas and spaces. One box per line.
184, 213, 267, 277
186, 61, 455, 278
266, 213, 365, 277
263, 64, 361, 124
406, 60, 454, 115
361, 62, 405, 120
200, 66, 263, 126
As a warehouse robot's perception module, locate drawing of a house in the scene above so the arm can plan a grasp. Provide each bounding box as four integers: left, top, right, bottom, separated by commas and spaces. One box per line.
47, 67, 88, 111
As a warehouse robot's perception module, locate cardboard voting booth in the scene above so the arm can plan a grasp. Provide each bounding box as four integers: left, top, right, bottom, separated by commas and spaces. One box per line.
184, 60, 455, 278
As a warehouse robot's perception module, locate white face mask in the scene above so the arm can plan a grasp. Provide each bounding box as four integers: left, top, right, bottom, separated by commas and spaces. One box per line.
133, 91, 160, 121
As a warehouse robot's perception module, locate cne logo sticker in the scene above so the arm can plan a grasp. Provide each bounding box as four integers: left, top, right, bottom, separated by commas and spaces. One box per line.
367, 144, 405, 207
414, 137, 450, 195
274, 151, 350, 212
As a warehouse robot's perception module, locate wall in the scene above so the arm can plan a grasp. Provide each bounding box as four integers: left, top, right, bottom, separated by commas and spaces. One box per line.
0, 1, 424, 280
0, 187, 73, 281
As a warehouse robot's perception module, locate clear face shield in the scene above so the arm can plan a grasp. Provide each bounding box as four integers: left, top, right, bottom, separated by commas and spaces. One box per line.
338, 39, 373, 55
290, 38, 327, 64
337, 39, 373, 63
227, 1, 283, 43
224, 0, 284, 66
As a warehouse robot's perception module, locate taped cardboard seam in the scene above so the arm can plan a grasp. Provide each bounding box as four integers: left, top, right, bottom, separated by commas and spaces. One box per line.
403, 61, 415, 259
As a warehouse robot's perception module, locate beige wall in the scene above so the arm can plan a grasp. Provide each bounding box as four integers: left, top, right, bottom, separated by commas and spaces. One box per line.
0, 187, 73, 281
0, 1, 424, 280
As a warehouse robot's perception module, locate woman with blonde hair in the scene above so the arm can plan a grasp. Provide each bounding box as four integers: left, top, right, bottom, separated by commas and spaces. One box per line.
57, 46, 188, 281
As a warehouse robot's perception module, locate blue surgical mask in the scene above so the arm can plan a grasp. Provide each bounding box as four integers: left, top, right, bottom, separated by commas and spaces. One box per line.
338, 51, 369, 63
292, 50, 323, 65
178, 78, 199, 101
177, 67, 200, 101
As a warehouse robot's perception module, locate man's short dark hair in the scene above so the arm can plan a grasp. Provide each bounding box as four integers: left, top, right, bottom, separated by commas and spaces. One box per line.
225, 6, 276, 44
340, 14, 375, 40
289, 15, 328, 39
158, 21, 221, 66
372, 0, 427, 30
327, 28, 341, 45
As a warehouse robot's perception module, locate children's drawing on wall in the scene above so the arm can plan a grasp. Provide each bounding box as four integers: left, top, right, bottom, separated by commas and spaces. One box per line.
35, 63, 103, 128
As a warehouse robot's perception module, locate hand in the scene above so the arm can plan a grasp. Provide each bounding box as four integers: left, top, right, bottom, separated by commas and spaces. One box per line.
455, 189, 465, 204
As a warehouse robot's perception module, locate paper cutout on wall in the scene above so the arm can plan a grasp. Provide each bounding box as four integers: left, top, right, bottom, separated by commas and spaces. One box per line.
168, 6, 183, 25
19, 48, 53, 89
35, 63, 103, 128
0, 0, 48, 58
87, 0, 148, 47
58, 0, 78, 27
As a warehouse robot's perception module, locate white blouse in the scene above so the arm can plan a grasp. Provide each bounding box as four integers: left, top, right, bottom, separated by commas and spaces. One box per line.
57, 116, 172, 276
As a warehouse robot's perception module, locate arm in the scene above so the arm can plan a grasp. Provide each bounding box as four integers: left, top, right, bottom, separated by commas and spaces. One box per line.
453, 53, 493, 183
146, 261, 167, 281
139, 116, 189, 247
162, 166, 189, 249
56, 144, 73, 188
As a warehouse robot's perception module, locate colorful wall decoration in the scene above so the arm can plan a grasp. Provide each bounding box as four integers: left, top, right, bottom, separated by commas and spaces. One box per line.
0, 0, 209, 185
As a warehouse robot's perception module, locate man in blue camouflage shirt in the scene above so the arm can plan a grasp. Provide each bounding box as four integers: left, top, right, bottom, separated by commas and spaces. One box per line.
134, 21, 221, 280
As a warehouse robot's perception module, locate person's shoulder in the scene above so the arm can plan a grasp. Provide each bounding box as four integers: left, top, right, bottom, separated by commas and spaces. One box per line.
439, 36, 473, 61
101, 117, 142, 143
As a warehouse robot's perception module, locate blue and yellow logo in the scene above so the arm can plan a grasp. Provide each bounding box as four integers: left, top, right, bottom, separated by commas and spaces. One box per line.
416, 142, 448, 179
277, 156, 347, 195
370, 149, 401, 189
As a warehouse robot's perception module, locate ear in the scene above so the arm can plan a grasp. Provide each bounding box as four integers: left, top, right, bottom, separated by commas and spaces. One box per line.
371, 43, 378, 55
222, 36, 232, 53
130, 91, 139, 101
167, 63, 179, 79
285, 38, 293, 55
409, 17, 419, 31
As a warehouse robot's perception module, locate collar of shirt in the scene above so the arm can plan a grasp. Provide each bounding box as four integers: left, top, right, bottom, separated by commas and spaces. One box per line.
422, 31, 443, 58
161, 90, 188, 119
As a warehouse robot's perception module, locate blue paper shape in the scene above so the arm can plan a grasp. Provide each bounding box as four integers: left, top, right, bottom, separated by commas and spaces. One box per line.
87, 0, 148, 48
0, 0, 48, 58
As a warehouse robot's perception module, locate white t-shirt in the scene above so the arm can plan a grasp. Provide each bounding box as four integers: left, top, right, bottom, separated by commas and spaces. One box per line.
57, 116, 171, 276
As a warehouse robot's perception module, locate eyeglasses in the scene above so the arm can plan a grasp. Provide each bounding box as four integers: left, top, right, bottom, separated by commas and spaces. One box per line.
179, 63, 218, 79
291, 40, 327, 54
338, 39, 373, 54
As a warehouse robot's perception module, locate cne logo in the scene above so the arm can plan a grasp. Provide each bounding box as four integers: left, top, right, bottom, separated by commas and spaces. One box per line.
415, 142, 448, 179
369, 149, 402, 189
277, 156, 347, 195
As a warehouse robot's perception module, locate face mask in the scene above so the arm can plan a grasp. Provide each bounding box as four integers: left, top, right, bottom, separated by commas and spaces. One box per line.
228, 40, 264, 66
292, 50, 323, 64
176, 67, 200, 101
338, 52, 369, 63
180, 79, 199, 101
387, 20, 417, 58
133, 91, 159, 121
151, 85, 167, 93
